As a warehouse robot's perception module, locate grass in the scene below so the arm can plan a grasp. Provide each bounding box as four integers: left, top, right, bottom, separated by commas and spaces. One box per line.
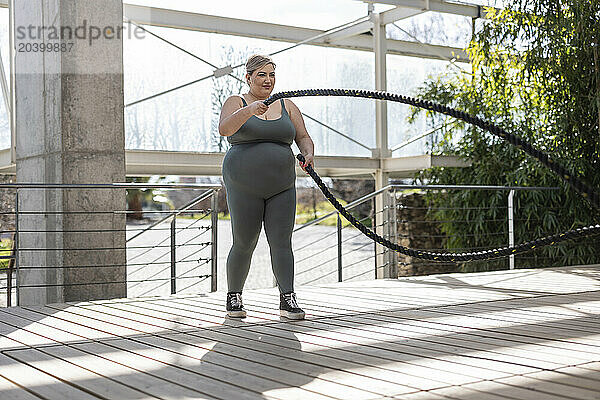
0, 239, 13, 269
295, 200, 354, 227
171, 212, 231, 221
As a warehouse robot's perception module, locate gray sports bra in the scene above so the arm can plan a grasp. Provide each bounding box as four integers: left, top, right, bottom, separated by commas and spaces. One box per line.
227, 96, 296, 146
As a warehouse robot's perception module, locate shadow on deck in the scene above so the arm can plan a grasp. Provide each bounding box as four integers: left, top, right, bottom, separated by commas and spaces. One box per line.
0, 265, 599, 399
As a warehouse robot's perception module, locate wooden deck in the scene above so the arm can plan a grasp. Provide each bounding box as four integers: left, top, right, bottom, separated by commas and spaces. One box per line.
0, 265, 599, 399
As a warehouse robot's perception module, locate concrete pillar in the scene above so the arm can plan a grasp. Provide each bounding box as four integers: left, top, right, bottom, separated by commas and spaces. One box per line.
372, 12, 395, 279
14, 0, 126, 304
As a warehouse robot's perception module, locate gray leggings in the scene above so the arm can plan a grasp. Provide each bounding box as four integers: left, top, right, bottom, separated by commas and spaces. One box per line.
223, 142, 297, 294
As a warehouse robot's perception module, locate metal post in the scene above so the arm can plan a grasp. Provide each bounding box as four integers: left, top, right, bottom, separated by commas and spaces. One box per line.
210, 189, 218, 292
337, 212, 342, 282
391, 188, 398, 277
383, 189, 390, 275
373, 10, 390, 279
6, 232, 13, 307
170, 215, 176, 294
14, 190, 18, 306
373, 197, 377, 279
9, 0, 16, 164
508, 189, 515, 270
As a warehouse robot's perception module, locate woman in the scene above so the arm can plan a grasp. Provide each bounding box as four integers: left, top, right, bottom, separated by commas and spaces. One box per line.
219, 54, 315, 320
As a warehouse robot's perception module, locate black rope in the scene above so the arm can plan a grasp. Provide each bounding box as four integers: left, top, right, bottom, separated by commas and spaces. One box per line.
263, 89, 600, 262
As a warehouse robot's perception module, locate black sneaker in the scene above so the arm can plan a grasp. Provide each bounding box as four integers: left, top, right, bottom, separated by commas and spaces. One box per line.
280, 292, 305, 320
226, 292, 247, 318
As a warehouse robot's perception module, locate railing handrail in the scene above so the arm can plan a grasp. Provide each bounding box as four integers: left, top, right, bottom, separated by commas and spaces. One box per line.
127, 189, 217, 243
294, 183, 560, 232
0, 183, 222, 189
294, 184, 395, 232
389, 184, 560, 191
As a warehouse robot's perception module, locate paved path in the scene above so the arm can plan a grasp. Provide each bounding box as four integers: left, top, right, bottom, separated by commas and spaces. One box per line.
0, 219, 375, 304
126, 219, 374, 298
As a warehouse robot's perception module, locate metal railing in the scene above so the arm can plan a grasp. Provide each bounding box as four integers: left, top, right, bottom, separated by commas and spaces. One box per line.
0, 183, 220, 307
2, 182, 595, 304
387, 184, 562, 276
292, 185, 390, 286
290, 183, 597, 285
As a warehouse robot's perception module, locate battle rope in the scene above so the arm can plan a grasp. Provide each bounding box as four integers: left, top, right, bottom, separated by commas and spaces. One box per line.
263, 89, 600, 262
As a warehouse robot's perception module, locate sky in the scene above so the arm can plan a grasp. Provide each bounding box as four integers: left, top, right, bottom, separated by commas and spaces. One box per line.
0, 0, 505, 155
120, 0, 489, 156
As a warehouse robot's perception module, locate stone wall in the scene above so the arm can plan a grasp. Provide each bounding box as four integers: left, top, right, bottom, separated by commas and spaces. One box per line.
396, 192, 459, 276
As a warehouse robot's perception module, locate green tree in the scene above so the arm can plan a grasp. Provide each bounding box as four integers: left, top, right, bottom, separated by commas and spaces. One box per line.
409, 0, 600, 271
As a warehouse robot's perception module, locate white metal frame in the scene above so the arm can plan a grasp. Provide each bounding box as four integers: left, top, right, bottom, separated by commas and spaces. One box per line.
0, 0, 490, 184
121, 4, 469, 61
0, 0, 496, 279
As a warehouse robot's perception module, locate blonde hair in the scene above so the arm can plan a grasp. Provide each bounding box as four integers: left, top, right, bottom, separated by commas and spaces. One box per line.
245, 54, 276, 79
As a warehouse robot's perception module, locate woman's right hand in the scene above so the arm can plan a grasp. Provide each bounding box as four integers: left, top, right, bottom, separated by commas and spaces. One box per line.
248, 101, 268, 116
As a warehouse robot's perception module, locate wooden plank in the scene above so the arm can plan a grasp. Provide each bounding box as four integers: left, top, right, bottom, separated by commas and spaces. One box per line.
177, 293, 592, 371
4, 347, 157, 400
59, 301, 426, 397
136, 333, 399, 399
1, 306, 274, 400
150, 290, 600, 384
53, 301, 396, 399
332, 314, 599, 365
402, 266, 600, 294
493, 374, 600, 400
241, 322, 523, 381
84, 298, 454, 389
304, 267, 600, 300
219, 296, 566, 373
123, 296, 542, 377
21, 304, 141, 338
74, 339, 331, 400
0, 353, 99, 400
396, 385, 514, 400
380, 309, 600, 348
444, 379, 574, 400
296, 284, 517, 309
306, 283, 600, 325
0, 368, 46, 400
40, 303, 396, 399
0, 265, 598, 400
35, 308, 315, 400
194, 326, 455, 392
75, 295, 282, 325
412, 303, 600, 335
0, 311, 217, 399
521, 370, 600, 392
353, 311, 600, 366
553, 361, 600, 375
314, 315, 573, 369
271, 286, 600, 335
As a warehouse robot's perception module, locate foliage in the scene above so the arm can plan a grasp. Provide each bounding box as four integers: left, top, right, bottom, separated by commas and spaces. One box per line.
295, 199, 354, 227
126, 176, 174, 220
409, 0, 600, 271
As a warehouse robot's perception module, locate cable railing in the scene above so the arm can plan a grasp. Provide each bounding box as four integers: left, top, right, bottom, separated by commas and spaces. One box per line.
292, 183, 597, 285
1, 181, 596, 305
0, 183, 221, 307
293, 187, 385, 286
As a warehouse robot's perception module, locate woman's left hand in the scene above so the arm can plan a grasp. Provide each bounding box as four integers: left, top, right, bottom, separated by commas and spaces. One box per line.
299, 153, 314, 173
